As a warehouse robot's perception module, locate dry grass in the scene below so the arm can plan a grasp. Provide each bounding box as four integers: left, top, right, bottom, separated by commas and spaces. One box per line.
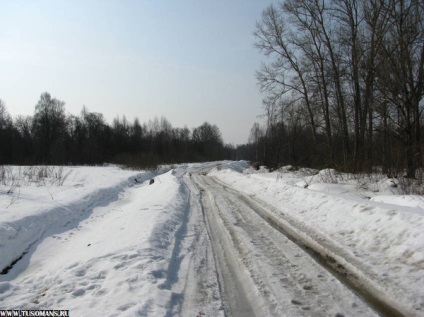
0, 166, 73, 193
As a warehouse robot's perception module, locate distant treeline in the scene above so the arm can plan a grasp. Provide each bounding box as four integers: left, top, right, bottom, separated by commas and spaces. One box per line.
0, 93, 239, 168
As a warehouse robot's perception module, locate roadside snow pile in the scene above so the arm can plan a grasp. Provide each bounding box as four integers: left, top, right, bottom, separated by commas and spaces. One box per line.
215, 160, 250, 173
0, 168, 192, 316
0, 166, 154, 274
210, 163, 424, 314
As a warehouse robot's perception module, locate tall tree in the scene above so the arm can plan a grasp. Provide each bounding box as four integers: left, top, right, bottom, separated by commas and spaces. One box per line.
32, 92, 67, 163
192, 122, 224, 160
254, 4, 318, 142
14, 115, 34, 163
0, 99, 14, 163
376, 0, 424, 177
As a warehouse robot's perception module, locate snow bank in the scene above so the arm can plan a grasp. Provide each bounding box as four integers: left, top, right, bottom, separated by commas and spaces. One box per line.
0, 166, 154, 273
0, 167, 195, 316
210, 163, 424, 314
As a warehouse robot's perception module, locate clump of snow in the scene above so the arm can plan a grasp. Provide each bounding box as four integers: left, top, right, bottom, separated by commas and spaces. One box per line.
294, 180, 308, 188
215, 160, 250, 173
243, 166, 270, 175
276, 165, 298, 173
297, 167, 319, 175
258, 166, 269, 173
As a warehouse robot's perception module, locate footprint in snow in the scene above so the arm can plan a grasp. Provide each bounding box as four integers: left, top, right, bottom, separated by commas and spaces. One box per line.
67, 262, 79, 269
89, 270, 107, 280
117, 302, 136, 311
0, 282, 11, 294
74, 269, 86, 277
72, 288, 85, 297
86, 284, 100, 290
113, 262, 129, 271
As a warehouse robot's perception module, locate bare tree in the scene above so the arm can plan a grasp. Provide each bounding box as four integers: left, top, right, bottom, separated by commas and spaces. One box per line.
0, 99, 12, 130
249, 122, 264, 161
359, 0, 393, 169
376, 0, 424, 177
0, 99, 14, 163
254, 4, 318, 142
288, 0, 352, 161
192, 122, 223, 160
332, 0, 364, 166
32, 92, 67, 163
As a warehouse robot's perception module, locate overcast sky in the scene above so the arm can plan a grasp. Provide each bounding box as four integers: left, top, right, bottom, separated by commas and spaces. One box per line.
0, 0, 275, 144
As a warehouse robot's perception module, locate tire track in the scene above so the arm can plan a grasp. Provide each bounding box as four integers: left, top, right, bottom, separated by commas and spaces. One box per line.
192, 175, 263, 317
193, 174, 380, 317
209, 175, 411, 317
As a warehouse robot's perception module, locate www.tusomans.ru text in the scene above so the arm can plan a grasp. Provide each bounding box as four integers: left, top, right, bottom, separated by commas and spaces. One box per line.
0, 310, 69, 317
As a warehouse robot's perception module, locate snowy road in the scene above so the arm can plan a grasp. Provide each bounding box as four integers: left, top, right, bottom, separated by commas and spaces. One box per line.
183, 171, 380, 317
1, 163, 421, 316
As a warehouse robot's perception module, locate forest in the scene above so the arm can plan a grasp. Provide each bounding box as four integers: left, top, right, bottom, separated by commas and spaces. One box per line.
248, 0, 424, 177
0, 93, 236, 168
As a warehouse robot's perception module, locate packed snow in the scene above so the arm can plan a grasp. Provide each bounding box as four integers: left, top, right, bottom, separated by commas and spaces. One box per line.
0, 162, 423, 316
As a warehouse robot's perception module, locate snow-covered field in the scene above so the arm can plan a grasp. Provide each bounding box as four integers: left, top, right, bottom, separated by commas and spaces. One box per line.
0, 162, 423, 316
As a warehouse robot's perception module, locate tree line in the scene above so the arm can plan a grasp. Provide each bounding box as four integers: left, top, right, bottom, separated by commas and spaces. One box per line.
249, 0, 424, 177
0, 93, 236, 167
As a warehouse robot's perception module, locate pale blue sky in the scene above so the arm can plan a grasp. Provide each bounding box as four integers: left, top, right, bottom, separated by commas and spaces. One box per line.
1, 1, 274, 144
